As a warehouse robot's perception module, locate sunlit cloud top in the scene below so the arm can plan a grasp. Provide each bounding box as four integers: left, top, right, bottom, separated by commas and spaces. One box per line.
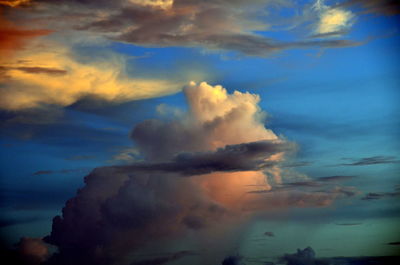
313, 0, 354, 35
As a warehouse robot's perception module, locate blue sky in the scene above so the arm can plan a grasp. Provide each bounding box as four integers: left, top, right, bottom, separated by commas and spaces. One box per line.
0, 0, 399, 264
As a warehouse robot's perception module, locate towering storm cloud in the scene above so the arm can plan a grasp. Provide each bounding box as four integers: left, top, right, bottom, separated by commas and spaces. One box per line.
43, 82, 287, 264
132, 82, 279, 160
40, 82, 353, 265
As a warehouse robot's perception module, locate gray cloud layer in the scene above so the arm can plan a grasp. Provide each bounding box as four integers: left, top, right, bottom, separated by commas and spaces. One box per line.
338, 156, 400, 166
339, 0, 400, 16
113, 140, 293, 176
27, 0, 361, 56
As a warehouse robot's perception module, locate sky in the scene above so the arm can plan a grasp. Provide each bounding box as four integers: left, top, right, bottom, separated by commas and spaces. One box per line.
0, 0, 399, 264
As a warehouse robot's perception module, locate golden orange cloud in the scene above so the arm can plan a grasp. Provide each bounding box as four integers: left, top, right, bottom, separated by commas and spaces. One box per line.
317, 8, 353, 34
0, 0, 31, 7
0, 44, 185, 110
0, 11, 51, 60
181, 82, 286, 211
184, 81, 278, 149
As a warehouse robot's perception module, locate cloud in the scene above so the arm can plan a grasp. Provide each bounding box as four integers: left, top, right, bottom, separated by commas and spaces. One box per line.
248, 175, 356, 192
246, 187, 357, 209
16, 237, 49, 265
32, 168, 88, 175
132, 81, 280, 161
110, 147, 143, 163
280, 246, 328, 265
339, 0, 400, 16
312, 0, 354, 36
316, 175, 356, 182
0, 12, 51, 60
131, 250, 196, 265
39, 82, 352, 265
361, 191, 400, 200
264, 231, 275, 237
38, 82, 293, 264
0, 104, 64, 125
0, 65, 67, 75
335, 222, 362, 226
282, 161, 313, 168
40, 82, 289, 265
43, 165, 230, 265
0, 216, 42, 227
221, 255, 246, 265
338, 156, 400, 166
0, 0, 31, 7
246, 176, 358, 210
0, 44, 184, 111
31, 170, 52, 175
65, 155, 96, 161
114, 140, 293, 176
279, 247, 400, 265
13, 0, 361, 56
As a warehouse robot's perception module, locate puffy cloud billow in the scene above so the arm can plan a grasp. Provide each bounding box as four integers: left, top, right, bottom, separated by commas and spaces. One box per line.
38, 82, 353, 265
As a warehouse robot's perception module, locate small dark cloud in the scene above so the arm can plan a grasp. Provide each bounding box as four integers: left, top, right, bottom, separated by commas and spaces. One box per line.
329, 187, 358, 197
113, 140, 294, 177
0, 105, 64, 126
284, 181, 322, 188
32, 168, 88, 176
309, 30, 350, 39
247, 189, 271, 194
65, 155, 96, 161
0, 216, 42, 228
32, 170, 53, 176
329, 256, 400, 264
0, 65, 67, 76
280, 247, 328, 265
387, 242, 400, 245
281, 247, 400, 265
361, 191, 400, 200
247, 179, 358, 202
316, 175, 356, 182
335, 222, 363, 226
221, 255, 245, 265
337, 156, 400, 166
131, 251, 196, 265
182, 215, 206, 230
252, 176, 355, 192
339, 0, 400, 16
15, 66, 67, 76
282, 161, 313, 168
264, 231, 275, 237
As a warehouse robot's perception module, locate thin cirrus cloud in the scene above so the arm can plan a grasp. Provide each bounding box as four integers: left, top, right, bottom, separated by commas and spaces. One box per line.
361, 191, 400, 200
248, 175, 356, 192
337, 156, 400, 166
